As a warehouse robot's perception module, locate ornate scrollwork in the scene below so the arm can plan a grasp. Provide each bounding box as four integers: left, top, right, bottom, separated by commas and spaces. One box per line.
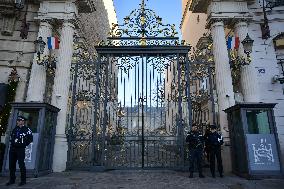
98, 0, 187, 47
114, 56, 140, 73
76, 90, 93, 102
99, 38, 182, 46
152, 80, 165, 104
68, 0, 191, 169
190, 61, 209, 79
109, 0, 177, 38
147, 56, 176, 73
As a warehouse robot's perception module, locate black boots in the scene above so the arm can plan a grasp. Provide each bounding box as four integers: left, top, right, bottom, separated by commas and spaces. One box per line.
5, 180, 15, 186
18, 181, 26, 186
189, 172, 205, 178
6, 180, 26, 186
211, 172, 224, 178
199, 174, 205, 178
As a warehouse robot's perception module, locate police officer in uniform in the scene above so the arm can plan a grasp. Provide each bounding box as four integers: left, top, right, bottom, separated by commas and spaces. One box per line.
186, 125, 205, 178
205, 125, 224, 178
6, 116, 33, 186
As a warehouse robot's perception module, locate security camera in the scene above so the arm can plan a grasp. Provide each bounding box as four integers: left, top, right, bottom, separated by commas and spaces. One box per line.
56, 94, 62, 98
226, 94, 230, 97
272, 75, 284, 84
272, 75, 279, 83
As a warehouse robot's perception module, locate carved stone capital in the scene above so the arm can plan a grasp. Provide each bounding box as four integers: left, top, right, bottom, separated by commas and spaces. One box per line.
229, 18, 252, 30
205, 1, 252, 29
36, 1, 78, 21
47, 18, 78, 30
207, 17, 252, 29
234, 20, 248, 29
206, 18, 226, 29
62, 20, 76, 29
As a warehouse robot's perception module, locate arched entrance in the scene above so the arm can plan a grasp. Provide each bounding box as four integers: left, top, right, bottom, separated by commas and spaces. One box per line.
67, 1, 192, 170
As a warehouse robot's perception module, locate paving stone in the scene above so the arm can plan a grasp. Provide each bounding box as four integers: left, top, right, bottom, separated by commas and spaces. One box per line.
0, 170, 283, 189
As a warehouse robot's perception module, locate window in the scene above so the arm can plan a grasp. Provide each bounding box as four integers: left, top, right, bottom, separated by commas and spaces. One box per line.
18, 109, 39, 133
246, 110, 271, 134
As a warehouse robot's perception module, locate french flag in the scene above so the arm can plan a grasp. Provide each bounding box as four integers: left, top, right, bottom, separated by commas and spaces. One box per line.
47, 37, 59, 49
227, 36, 240, 50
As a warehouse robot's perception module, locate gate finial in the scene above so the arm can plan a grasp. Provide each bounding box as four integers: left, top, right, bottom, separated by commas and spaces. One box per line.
103, 0, 182, 46
140, 0, 145, 11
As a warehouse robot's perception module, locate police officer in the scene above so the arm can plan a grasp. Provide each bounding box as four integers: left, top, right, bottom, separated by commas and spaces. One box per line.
205, 125, 224, 178
203, 126, 211, 164
6, 116, 33, 186
186, 125, 205, 178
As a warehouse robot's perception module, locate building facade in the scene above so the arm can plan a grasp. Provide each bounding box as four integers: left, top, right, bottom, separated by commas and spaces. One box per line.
0, 0, 117, 172
181, 0, 284, 172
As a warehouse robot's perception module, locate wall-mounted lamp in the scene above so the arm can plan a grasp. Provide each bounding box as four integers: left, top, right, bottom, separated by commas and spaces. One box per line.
34, 36, 46, 62
272, 75, 284, 84
241, 34, 254, 61
229, 33, 254, 67
229, 34, 254, 92
34, 36, 57, 73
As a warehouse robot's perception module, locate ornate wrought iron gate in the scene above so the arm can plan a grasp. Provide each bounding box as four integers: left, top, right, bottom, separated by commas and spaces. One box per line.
67, 0, 192, 170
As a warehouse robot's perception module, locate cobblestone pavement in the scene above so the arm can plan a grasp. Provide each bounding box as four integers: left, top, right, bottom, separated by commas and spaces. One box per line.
0, 170, 283, 189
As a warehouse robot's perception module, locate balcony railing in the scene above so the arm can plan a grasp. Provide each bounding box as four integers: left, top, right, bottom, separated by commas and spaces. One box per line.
189, 0, 210, 13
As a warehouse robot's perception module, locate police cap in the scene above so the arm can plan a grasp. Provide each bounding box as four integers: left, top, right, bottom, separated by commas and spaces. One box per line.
17, 116, 27, 121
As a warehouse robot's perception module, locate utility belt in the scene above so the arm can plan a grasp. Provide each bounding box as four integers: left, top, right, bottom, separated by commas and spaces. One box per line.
10, 144, 26, 149
209, 144, 221, 149
190, 143, 203, 149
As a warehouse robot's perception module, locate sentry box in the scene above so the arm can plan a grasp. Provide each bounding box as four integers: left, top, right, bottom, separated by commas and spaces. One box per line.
225, 103, 282, 179
2, 102, 60, 177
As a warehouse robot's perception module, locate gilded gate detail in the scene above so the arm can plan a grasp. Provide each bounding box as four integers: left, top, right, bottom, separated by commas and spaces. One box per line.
66, 0, 195, 170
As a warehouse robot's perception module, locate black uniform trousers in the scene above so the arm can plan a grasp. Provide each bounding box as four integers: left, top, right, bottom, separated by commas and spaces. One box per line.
9, 147, 26, 182
209, 146, 223, 176
189, 148, 203, 174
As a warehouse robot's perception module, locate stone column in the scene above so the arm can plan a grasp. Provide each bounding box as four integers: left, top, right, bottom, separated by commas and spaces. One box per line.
235, 21, 260, 102
52, 21, 75, 172
211, 21, 235, 139
26, 21, 52, 102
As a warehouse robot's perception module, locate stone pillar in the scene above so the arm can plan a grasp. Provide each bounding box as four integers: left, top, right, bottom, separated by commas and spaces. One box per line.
26, 21, 52, 102
52, 21, 75, 172
211, 21, 235, 139
235, 21, 260, 102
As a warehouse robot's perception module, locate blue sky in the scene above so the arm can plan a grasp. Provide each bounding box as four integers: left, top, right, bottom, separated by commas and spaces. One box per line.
113, 0, 182, 37
112, 0, 182, 107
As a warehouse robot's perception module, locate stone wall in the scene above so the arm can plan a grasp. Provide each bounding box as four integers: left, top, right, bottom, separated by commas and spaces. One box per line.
248, 1, 284, 168
0, 0, 116, 102
0, 3, 40, 102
